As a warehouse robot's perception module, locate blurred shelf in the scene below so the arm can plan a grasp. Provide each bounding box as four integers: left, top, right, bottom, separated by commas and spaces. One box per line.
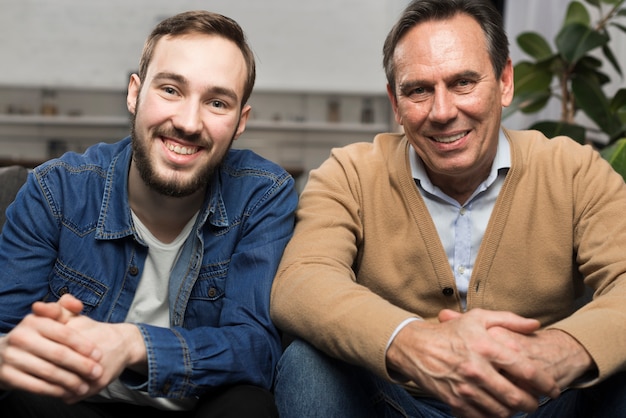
246, 119, 388, 134
0, 114, 128, 127
0, 114, 388, 135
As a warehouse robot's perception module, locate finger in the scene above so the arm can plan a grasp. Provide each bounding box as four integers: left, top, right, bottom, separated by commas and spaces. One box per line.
449, 354, 542, 414
32, 297, 82, 324
472, 309, 541, 334
489, 343, 560, 400
438, 309, 462, 322
0, 347, 92, 397
0, 365, 88, 399
438, 309, 541, 335
486, 368, 544, 412
15, 315, 103, 365
58, 294, 84, 315
31, 301, 66, 322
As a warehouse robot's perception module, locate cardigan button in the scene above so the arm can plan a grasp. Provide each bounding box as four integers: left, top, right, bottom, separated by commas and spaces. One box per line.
442, 287, 454, 296
129, 266, 139, 276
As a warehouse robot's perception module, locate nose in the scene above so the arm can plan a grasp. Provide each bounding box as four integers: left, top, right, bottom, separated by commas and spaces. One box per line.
172, 99, 203, 135
428, 88, 458, 124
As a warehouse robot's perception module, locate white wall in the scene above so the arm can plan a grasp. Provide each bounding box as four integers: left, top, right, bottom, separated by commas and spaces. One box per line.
0, 0, 409, 94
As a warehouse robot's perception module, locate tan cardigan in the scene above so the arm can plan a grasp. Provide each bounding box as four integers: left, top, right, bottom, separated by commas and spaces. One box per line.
271, 128, 626, 385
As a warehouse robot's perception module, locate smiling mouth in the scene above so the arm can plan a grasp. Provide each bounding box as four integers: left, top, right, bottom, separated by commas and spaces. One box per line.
431, 131, 469, 143
164, 140, 200, 155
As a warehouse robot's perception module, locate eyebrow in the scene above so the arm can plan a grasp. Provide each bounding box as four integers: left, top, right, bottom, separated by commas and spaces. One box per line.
152, 72, 240, 102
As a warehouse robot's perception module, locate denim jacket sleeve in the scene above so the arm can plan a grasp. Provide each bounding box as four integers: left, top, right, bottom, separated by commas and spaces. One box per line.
0, 170, 65, 332
133, 156, 298, 398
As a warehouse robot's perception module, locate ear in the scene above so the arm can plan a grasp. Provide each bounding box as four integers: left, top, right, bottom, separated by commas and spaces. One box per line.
233, 104, 251, 141
127, 74, 141, 114
386, 83, 403, 126
500, 58, 514, 108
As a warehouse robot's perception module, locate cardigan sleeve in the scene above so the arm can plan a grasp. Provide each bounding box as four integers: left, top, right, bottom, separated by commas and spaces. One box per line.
270, 140, 420, 380
545, 138, 626, 381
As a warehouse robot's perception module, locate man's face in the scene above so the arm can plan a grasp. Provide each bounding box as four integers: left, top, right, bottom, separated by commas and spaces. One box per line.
388, 13, 513, 198
127, 33, 250, 197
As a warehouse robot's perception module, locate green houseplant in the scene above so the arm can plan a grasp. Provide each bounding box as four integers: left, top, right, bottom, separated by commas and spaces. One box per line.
505, 0, 626, 179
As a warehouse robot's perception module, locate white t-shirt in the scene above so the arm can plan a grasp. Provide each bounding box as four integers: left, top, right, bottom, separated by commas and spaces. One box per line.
89, 210, 198, 410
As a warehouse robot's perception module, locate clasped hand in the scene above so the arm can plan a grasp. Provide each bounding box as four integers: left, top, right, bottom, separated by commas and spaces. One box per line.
0, 294, 145, 404
386, 308, 592, 418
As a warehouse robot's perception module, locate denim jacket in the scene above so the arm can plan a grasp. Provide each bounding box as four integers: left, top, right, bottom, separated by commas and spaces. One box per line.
0, 137, 297, 398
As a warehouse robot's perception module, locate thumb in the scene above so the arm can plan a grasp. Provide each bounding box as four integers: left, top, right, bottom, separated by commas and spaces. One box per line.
58, 294, 84, 315
438, 309, 462, 322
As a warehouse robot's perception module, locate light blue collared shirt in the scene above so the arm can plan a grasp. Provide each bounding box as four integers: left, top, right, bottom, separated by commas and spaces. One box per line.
410, 130, 511, 309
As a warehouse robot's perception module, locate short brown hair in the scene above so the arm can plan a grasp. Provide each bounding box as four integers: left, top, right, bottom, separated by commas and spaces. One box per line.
137, 10, 256, 106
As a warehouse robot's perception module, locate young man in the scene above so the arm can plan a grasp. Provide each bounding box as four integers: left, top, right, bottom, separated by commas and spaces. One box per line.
270, 0, 626, 417
0, 10, 297, 418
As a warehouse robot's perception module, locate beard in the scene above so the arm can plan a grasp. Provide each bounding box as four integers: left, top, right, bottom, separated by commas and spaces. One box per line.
129, 104, 237, 198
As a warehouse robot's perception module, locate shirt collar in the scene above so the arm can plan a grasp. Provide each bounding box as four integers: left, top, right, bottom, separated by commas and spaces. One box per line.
410, 129, 511, 188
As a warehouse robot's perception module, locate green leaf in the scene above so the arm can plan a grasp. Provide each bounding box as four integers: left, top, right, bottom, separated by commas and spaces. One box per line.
530, 120, 587, 143
610, 88, 626, 113
573, 57, 611, 85
572, 75, 623, 138
513, 61, 553, 95
577, 55, 603, 68
503, 92, 552, 119
600, 138, 626, 181
565, 1, 591, 26
517, 32, 553, 60
556, 23, 610, 64
516, 91, 553, 114
602, 44, 623, 76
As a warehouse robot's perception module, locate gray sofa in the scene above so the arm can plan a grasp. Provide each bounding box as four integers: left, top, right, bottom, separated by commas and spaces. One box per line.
0, 165, 29, 230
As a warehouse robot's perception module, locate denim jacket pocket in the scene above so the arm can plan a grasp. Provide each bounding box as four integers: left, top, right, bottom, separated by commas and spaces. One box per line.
46, 260, 108, 314
183, 262, 228, 327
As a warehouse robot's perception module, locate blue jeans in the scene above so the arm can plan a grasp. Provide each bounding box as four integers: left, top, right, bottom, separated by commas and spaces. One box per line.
274, 339, 626, 418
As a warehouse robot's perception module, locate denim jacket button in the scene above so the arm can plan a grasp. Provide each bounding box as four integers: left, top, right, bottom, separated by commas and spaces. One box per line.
129, 266, 139, 276
58, 286, 69, 296
208, 287, 217, 297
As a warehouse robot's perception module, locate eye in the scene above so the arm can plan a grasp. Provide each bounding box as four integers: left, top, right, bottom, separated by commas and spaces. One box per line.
162, 86, 179, 96
453, 78, 476, 92
207, 99, 230, 115
209, 100, 225, 109
403, 85, 431, 102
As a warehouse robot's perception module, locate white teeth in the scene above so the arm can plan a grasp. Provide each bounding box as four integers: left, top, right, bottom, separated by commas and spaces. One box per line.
432, 132, 467, 143
166, 143, 197, 155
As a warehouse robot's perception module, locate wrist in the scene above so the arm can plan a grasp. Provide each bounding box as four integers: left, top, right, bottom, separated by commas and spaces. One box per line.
119, 323, 148, 371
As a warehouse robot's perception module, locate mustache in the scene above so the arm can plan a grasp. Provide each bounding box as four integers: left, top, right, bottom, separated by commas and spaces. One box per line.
153, 126, 207, 144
